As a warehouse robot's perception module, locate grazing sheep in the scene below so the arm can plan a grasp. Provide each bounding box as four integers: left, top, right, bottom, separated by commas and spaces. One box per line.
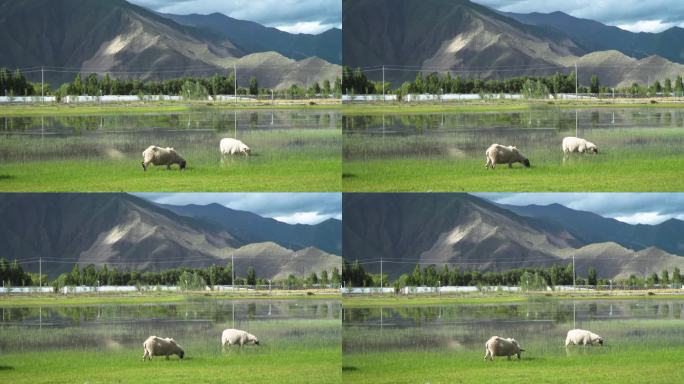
141, 146, 187, 171
221, 329, 260, 349
565, 329, 604, 347
485, 144, 531, 169
562, 137, 598, 154
220, 138, 251, 157
484, 336, 525, 361
142, 336, 185, 361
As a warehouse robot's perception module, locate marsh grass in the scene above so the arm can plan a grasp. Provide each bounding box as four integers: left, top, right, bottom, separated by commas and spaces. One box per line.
343, 127, 684, 191
0, 300, 341, 383
0, 128, 340, 191
343, 300, 684, 383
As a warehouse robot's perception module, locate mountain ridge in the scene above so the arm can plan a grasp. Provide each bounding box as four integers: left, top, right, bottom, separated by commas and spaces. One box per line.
343, 0, 684, 87
0, 194, 340, 279
161, 12, 342, 65
0, 0, 340, 87
343, 194, 684, 280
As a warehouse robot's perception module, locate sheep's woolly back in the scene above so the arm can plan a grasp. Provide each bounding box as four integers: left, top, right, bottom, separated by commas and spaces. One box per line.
485, 336, 522, 356
142, 146, 184, 166
565, 329, 602, 346
485, 144, 526, 163
221, 329, 258, 346
143, 336, 183, 356
220, 138, 250, 155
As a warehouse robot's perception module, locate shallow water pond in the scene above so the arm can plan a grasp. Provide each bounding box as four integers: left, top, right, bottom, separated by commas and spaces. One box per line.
342, 108, 684, 191
0, 299, 341, 383
1, 110, 340, 163
0, 299, 340, 354
343, 109, 684, 162
343, 299, 684, 356
0, 110, 341, 191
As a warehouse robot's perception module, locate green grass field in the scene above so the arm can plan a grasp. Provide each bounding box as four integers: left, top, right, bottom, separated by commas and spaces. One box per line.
1, 316, 341, 384
341, 100, 684, 115
342, 293, 684, 307
1, 347, 340, 384
342, 154, 684, 191
0, 156, 340, 191
0, 291, 340, 307
0, 102, 341, 117
343, 296, 684, 384
342, 345, 683, 384
0, 129, 340, 191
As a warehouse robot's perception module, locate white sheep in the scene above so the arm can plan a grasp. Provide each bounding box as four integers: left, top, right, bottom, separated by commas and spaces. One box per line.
141, 146, 187, 171
220, 138, 251, 157
484, 336, 525, 361
221, 329, 260, 349
485, 144, 531, 169
565, 329, 604, 347
562, 137, 598, 154
142, 336, 185, 361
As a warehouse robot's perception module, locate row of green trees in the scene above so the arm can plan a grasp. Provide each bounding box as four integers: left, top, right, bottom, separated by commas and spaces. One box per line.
0, 68, 34, 96
0, 258, 341, 290
0, 67, 342, 99
0, 258, 34, 287
342, 66, 684, 98
343, 260, 684, 290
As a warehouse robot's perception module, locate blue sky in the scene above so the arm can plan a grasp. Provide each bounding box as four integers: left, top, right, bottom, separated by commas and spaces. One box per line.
476, 193, 684, 225
128, 0, 341, 34
136, 193, 341, 225
474, 0, 684, 33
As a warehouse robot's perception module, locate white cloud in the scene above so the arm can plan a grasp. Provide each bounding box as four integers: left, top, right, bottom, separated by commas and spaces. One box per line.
477, 193, 684, 225
616, 20, 677, 33
135, 193, 341, 225
274, 21, 338, 34
128, 0, 341, 30
274, 211, 342, 225
473, 0, 684, 33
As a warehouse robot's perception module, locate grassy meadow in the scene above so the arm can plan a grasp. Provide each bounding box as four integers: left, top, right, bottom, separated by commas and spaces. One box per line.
343, 109, 684, 191
1, 320, 341, 384
0, 118, 341, 191
342, 343, 684, 384
0, 299, 341, 383
343, 297, 684, 384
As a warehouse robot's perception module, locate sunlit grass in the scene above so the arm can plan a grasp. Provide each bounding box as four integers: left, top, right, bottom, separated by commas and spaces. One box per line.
0, 300, 341, 384
342, 129, 684, 191
343, 299, 684, 384
0, 129, 341, 191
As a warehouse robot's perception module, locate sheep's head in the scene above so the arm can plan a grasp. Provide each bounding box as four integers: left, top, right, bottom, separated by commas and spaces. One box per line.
241, 145, 251, 154
589, 144, 599, 154
170, 339, 185, 358
179, 159, 187, 170
509, 338, 524, 350
598, 337, 604, 346
522, 158, 531, 168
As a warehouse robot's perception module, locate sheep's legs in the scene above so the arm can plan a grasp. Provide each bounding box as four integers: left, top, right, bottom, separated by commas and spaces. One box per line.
508, 162, 513, 168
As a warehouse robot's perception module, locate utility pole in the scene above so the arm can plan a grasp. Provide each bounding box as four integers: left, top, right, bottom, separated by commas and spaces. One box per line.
39, 257, 42, 288
231, 253, 235, 291
572, 254, 576, 290
233, 63, 237, 104
380, 258, 383, 293
41, 67, 44, 103
382, 65, 385, 103
574, 62, 578, 100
